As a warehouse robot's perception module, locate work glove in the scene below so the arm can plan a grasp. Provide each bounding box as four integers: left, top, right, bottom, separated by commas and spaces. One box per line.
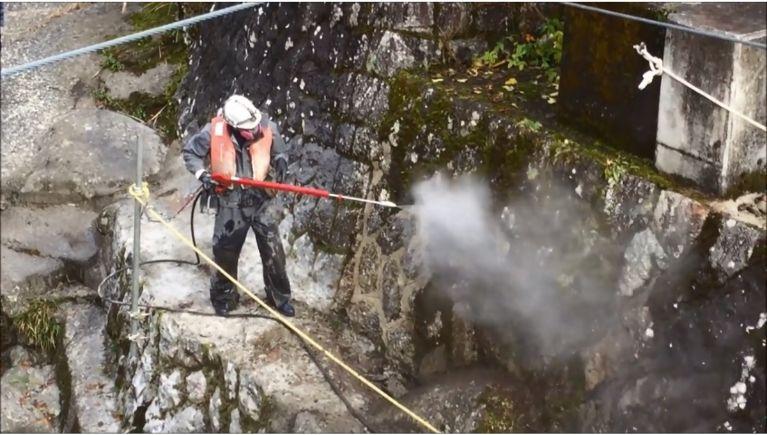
274, 158, 288, 184
198, 170, 216, 192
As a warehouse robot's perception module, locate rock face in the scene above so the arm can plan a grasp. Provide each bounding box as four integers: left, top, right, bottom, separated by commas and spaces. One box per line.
0, 3, 133, 202
0, 362, 61, 432
62, 303, 122, 433
0, 246, 66, 317
4, 3, 761, 435
170, 3, 766, 432
102, 62, 176, 100
1, 205, 98, 263
19, 109, 166, 204
103, 198, 377, 432
1, 204, 98, 316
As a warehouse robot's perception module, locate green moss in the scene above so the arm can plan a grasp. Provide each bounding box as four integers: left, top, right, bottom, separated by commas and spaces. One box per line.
12, 300, 63, 354
545, 133, 696, 194
93, 59, 187, 142
239, 394, 275, 432
724, 169, 767, 198
101, 32, 187, 76
94, 3, 190, 142
475, 386, 537, 433
380, 59, 710, 209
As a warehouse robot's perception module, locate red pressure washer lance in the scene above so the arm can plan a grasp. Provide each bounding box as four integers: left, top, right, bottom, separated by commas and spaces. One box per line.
211, 173, 400, 208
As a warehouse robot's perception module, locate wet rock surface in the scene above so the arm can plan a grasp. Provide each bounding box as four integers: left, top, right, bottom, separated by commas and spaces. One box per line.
1, 2, 764, 433
178, 3, 765, 430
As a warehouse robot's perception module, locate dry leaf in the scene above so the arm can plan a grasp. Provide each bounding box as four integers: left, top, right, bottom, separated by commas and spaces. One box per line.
504, 77, 518, 86
547, 98, 557, 104
431, 78, 444, 83
456, 78, 468, 83
502, 85, 515, 92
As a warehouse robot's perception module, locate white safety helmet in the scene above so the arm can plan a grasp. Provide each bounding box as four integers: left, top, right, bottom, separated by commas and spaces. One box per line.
222, 95, 262, 130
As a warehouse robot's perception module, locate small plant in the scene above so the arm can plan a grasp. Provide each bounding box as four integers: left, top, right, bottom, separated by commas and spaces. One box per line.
515, 117, 543, 133
475, 18, 564, 83
604, 160, 626, 186
100, 52, 125, 72
13, 300, 62, 353
131, 106, 148, 120
478, 41, 504, 67
93, 87, 114, 106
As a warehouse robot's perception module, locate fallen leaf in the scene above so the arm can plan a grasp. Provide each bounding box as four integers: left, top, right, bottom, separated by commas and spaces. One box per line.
502, 85, 515, 92
467, 68, 479, 77
548, 98, 557, 104
473, 89, 482, 94
504, 77, 518, 86
431, 78, 444, 83
456, 78, 468, 83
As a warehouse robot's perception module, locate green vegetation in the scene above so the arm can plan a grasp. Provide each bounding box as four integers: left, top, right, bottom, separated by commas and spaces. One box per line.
380, 67, 700, 206
476, 386, 539, 433
100, 3, 190, 75
475, 18, 564, 83
95, 3, 193, 141
547, 134, 682, 192
100, 52, 125, 72
515, 118, 542, 133
13, 300, 62, 353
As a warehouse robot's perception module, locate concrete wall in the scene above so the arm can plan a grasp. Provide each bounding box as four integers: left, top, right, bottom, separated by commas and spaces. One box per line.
655, 3, 766, 193
559, 4, 666, 160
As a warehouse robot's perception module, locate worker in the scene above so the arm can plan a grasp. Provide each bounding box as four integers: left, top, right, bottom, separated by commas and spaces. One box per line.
182, 95, 294, 317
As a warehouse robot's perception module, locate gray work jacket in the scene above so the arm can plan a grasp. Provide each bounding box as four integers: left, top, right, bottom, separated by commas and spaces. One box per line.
183, 115, 289, 207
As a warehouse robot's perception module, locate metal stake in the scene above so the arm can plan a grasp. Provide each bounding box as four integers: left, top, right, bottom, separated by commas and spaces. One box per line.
129, 134, 143, 359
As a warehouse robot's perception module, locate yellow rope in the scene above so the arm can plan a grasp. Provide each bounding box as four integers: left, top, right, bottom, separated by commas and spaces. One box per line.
128, 182, 150, 203
127, 186, 441, 434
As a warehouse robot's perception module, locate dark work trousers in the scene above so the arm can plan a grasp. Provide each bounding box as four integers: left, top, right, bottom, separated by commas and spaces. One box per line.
210, 202, 292, 310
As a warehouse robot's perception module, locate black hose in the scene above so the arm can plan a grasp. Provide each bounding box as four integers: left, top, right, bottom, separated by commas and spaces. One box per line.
189, 189, 202, 265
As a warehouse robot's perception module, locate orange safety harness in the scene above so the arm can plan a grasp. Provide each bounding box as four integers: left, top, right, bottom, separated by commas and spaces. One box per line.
209, 116, 272, 187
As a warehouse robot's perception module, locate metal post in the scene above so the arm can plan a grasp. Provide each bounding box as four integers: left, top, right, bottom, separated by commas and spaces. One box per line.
129, 134, 143, 358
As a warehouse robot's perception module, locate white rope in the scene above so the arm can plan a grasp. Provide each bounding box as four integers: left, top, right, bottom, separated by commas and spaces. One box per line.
128, 309, 150, 320
126, 332, 146, 343
633, 42, 766, 132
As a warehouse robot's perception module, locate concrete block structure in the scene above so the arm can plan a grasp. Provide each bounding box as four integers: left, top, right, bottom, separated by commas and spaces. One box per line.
655, 3, 766, 193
